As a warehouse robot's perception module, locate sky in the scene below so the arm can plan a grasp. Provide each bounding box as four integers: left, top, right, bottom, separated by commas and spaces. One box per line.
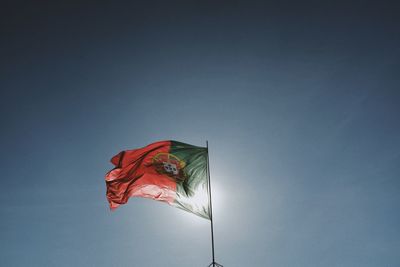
1, 1, 400, 266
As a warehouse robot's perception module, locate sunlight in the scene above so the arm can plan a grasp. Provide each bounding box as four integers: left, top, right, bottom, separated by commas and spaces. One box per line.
209, 178, 225, 220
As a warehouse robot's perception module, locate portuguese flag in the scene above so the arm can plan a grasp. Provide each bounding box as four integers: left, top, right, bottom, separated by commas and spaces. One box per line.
105, 141, 210, 219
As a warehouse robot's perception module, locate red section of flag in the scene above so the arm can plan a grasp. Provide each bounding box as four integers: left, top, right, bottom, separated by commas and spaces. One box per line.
105, 140, 177, 210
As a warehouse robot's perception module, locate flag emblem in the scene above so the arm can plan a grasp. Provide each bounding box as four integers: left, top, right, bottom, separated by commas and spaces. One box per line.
152, 152, 186, 182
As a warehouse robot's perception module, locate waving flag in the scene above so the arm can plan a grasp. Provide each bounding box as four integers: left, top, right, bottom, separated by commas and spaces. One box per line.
105, 141, 210, 219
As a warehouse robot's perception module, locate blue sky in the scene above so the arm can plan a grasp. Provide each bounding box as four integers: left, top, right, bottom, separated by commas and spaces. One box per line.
1, 1, 400, 266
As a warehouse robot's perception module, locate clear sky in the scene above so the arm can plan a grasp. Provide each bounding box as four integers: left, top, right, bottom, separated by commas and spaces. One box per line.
1, 1, 400, 266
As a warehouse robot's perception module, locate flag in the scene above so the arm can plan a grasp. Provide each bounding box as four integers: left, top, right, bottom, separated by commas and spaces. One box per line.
105, 140, 210, 219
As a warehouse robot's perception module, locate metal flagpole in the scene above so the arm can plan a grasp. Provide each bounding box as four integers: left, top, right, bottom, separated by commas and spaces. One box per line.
206, 141, 223, 267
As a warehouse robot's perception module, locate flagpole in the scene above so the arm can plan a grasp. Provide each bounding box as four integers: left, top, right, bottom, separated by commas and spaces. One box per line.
206, 141, 223, 267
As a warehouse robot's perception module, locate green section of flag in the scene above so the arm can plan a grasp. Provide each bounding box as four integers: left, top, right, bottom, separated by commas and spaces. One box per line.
170, 141, 210, 219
